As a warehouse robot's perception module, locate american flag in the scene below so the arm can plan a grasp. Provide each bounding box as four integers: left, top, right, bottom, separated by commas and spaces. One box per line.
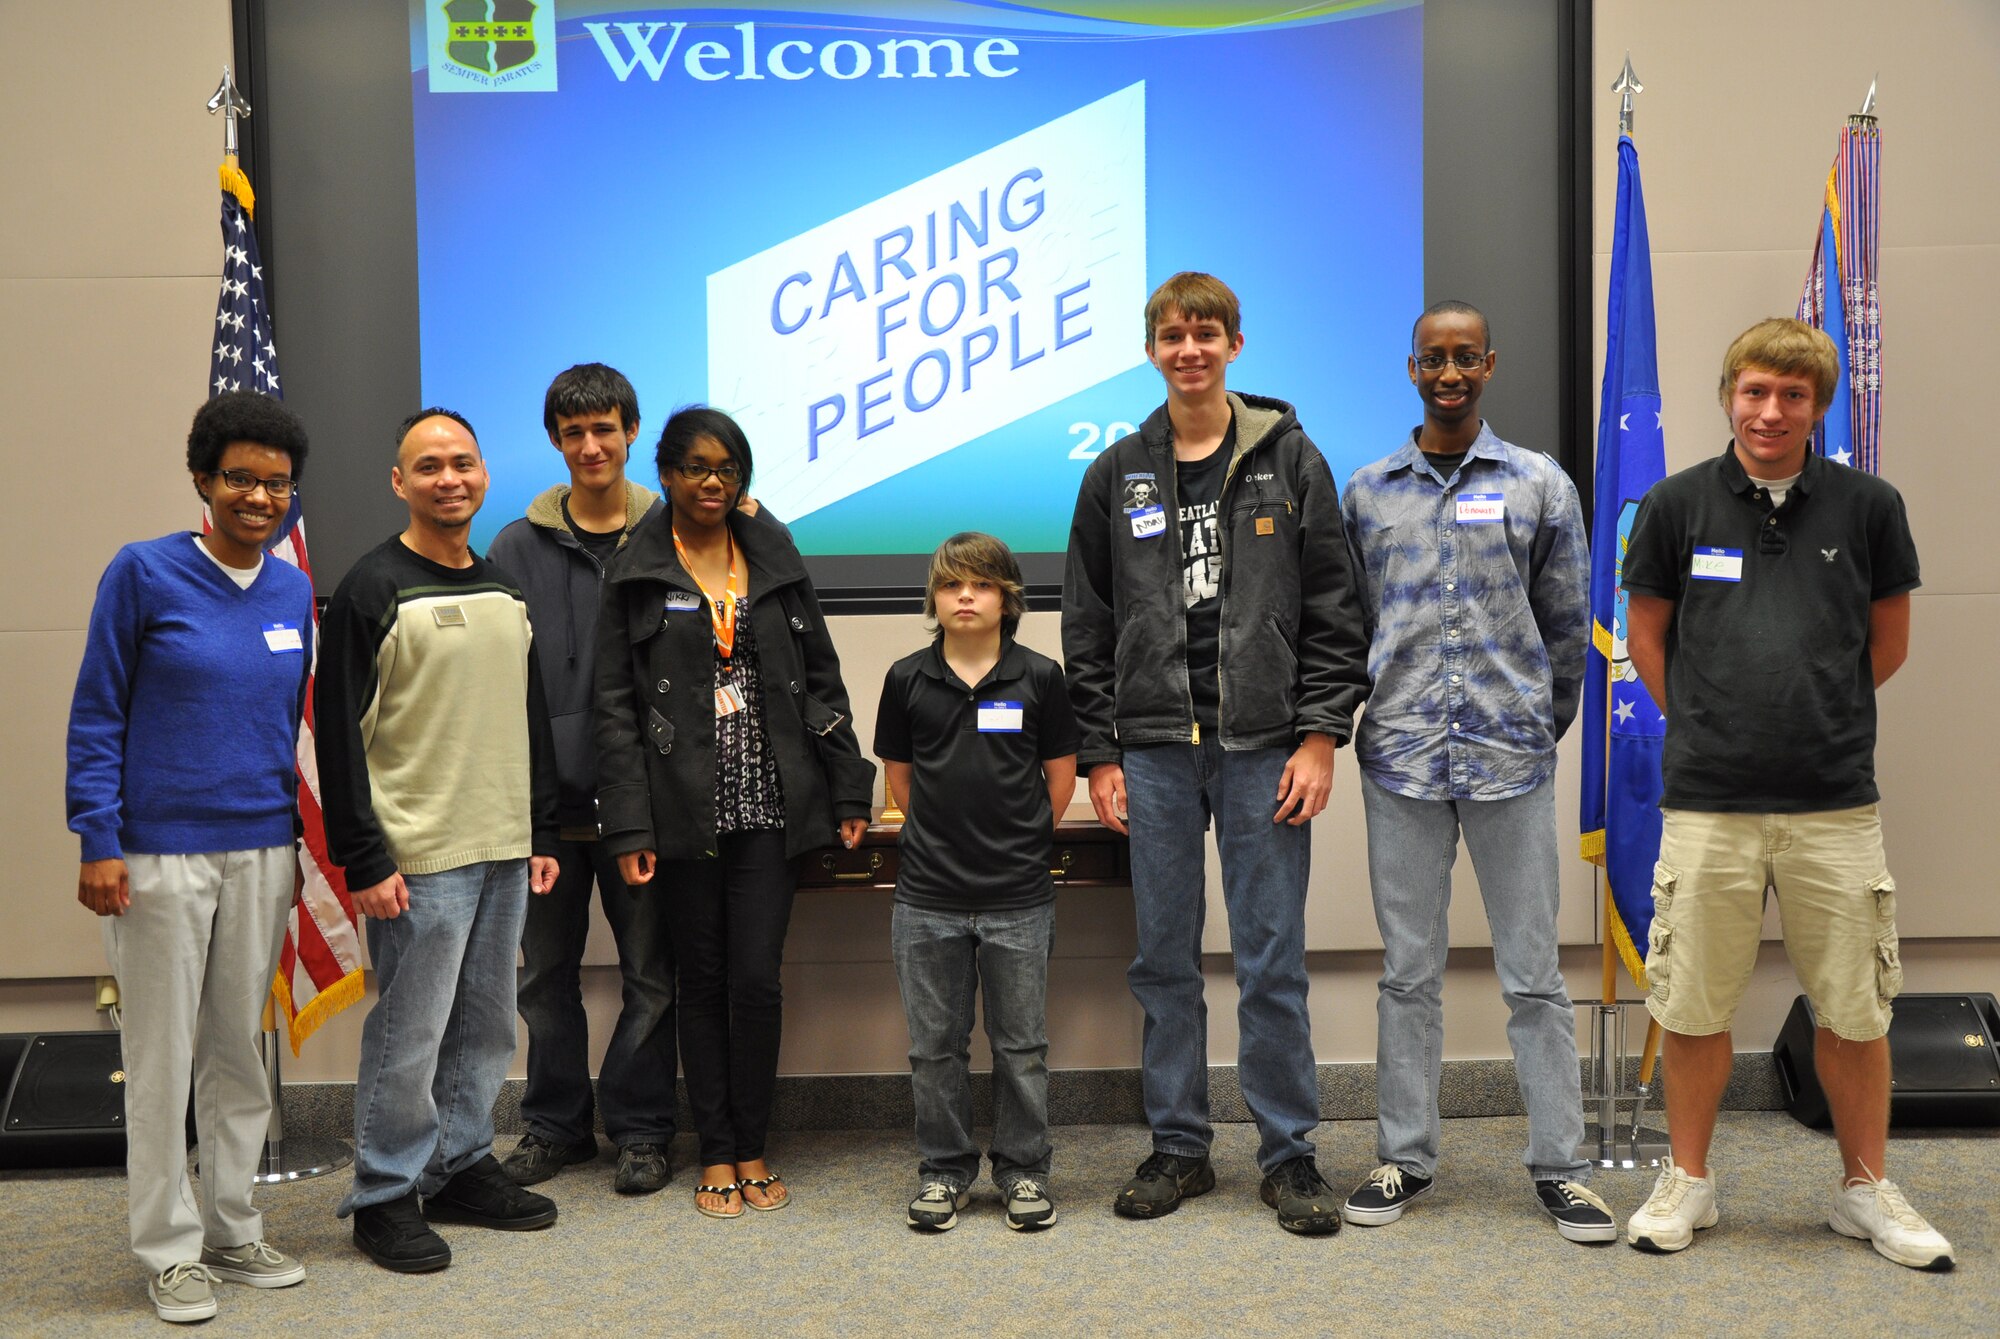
210, 160, 365, 1052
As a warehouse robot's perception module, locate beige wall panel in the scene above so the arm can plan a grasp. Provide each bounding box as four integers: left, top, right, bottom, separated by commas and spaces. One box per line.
0, 1, 233, 279
1595, 2, 2000, 256
0, 278, 221, 631
0, 631, 110, 979
1869, 244, 2000, 597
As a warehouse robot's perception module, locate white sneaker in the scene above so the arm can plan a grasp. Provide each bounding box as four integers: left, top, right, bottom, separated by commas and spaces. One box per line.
1626, 1156, 1718, 1253
1829, 1175, 1956, 1271
148, 1262, 219, 1324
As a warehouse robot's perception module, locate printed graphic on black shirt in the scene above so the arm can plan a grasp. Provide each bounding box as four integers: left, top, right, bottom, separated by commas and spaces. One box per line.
1179, 458, 1224, 609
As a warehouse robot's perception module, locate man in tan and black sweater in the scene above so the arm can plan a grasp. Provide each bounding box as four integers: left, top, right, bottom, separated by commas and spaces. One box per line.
316, 407, 561, 1273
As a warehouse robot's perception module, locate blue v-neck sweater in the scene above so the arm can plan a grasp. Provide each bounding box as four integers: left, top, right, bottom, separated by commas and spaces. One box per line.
67, 534, 315, 862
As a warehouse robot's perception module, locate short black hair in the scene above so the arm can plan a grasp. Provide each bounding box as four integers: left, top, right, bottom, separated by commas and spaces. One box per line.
656, 405, 754, 499
186, 390, 310, 478
543, 363, 639, 439
395, 406, 479, 456
1411, 299, 1491, 353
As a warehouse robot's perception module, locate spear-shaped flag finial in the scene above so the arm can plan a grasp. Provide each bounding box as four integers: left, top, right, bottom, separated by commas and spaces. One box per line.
207, 65, 252, 161
1612, 52, 1644, 138
1851, 75, 1878, 126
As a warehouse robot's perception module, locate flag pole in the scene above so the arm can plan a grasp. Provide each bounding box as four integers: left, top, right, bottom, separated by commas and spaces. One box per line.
205, 67, 351, 1184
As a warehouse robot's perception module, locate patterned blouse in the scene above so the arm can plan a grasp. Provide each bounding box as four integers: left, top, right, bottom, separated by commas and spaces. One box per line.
713, 595, 786, 832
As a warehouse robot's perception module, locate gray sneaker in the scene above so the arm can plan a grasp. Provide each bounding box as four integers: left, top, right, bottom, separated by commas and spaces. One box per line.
148, 1262, 218, 1324
1004, 1178, 1058, 1231
201, 1239, 306, 1288
907, 1180, 971, 1231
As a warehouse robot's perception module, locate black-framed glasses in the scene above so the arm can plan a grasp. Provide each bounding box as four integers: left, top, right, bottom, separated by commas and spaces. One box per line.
213, 467, 298, 499
676, 460, 743, 485
1414, 353, 1489, 372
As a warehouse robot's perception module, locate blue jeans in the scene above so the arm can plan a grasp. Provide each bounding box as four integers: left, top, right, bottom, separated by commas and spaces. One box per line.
1361, 774, 1587, 1182
1123, 740, 1318, 1173
891, 901, 1056, 1190
517, 838, 676, 1147
340, 860, 528, 1215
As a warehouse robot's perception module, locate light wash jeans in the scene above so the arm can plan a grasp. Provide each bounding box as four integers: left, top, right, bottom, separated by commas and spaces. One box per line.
1361, 773, 1588, 1182
1123, 740, 1318, 1173
339, 859, 528, 1215
891, 901, 1056, 1191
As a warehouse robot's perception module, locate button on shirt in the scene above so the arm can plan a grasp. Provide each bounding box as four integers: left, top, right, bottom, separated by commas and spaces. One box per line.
874, 639, 1081, 912
1623, 442, 1920, 812
1342, 424, 1590, 801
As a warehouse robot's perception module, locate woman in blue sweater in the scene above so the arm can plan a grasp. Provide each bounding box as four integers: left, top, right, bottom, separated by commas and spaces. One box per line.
66, 392, 317, 1325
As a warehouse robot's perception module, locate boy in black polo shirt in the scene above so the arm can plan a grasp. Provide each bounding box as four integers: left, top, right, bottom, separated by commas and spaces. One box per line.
1621, 318, 1951, 1270
875, 532, 1079, 1232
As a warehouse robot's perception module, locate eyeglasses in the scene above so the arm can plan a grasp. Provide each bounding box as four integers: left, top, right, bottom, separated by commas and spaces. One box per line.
676, 460, 743, 485
212, 467, 298, 499
1414, 353, 1489, 372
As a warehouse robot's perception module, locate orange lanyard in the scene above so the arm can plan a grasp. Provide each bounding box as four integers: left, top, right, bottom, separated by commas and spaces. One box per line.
672, 528, 739, 659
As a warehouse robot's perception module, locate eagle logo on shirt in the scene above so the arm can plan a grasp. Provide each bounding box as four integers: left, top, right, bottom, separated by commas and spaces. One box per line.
1822, 548, 1839, 563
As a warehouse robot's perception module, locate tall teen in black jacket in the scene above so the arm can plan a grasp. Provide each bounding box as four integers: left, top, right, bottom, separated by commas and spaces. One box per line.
595, 406, 873, 1219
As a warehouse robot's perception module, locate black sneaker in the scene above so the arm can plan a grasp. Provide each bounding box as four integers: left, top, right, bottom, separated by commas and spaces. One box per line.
353, 1190, 452, 1273
1113, 1151, 1216, 1219
500, 1131, 598, 1186
613, 1142, 672, 1195
1536, 1179, 1618, 1243
907, 1180, 971, 1231
1342, 1163, 1435, 1226
423, 1154, 559, 1230
1003, 1178, 1058, 1232
1259, 1154, 1342, 1236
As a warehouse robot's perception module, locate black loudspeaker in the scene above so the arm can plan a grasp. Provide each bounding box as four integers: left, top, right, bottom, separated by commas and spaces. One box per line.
0, 1032, 129, 1169
1773, 993, 2000, 1129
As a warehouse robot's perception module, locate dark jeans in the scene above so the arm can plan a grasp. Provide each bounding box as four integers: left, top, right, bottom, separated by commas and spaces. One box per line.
891, 901, 1056, 1191
516, 838, 676, 1147
663, 829, 799, 1166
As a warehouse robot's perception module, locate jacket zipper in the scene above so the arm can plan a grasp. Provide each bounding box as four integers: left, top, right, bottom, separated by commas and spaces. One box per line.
1165, 435, 1199, 744
1213, 437, 1253, 749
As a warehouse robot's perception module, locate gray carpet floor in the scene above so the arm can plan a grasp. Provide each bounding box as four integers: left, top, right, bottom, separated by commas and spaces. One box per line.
3, 1113, 1992, 1338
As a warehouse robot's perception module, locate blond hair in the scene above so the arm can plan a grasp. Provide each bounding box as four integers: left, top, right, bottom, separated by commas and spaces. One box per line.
1718, 318, 1841, 411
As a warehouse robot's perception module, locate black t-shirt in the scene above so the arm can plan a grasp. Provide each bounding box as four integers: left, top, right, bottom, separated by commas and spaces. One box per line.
1177, 418, 1234, 730
1421, 447, 1469, 478
1623, 442, 1921, 813
563, 497, 623, 569
874, 639, 1081, 911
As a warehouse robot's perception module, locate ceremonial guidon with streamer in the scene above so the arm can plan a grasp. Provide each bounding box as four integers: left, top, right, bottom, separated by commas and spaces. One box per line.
1796, 113, 1882, 473
208, 162, 365, 1051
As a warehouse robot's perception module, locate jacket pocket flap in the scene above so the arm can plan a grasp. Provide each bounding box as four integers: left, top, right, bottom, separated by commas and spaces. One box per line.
647, 708, 675, 748
798, 692, 845, 737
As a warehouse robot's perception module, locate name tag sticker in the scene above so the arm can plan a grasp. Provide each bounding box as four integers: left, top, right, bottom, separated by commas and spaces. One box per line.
664, 591, 703, 612
1690, 547, 1744, 582
1456, 493, 1505, 524
431, 604, 466, 627
262, 623, 302, 653
1130, 505, 1166, 539
977, 701, 1025, 732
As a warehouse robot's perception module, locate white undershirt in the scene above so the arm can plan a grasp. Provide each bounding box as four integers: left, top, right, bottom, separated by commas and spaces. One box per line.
1756, 471, 1802, 508
191, 532, 262, 590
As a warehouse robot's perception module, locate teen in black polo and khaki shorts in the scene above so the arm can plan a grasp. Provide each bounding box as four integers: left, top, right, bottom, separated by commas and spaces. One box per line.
1619, 318, 1951, 1271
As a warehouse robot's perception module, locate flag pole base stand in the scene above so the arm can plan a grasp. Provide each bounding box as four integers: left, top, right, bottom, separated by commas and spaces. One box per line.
253, 1135, 352, 1185
1576, 1124, 1670, 1171
1574, 999, 1671, 1170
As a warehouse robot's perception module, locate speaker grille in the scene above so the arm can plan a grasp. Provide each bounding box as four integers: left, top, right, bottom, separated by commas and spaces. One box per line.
7, 1034, 126, 1131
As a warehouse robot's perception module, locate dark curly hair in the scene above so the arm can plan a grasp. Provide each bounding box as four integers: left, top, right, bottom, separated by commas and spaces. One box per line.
186, 391, 310, 478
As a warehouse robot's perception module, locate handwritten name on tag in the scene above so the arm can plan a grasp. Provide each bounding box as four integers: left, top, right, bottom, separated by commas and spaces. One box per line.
1455, 493, 1505, 524
263, 624, 303, 653
977, 701, 1025, 732
1690, 547, 1744, 582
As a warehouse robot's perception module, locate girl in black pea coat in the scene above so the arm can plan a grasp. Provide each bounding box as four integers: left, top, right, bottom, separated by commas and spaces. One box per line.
593, 406, 874, 1219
